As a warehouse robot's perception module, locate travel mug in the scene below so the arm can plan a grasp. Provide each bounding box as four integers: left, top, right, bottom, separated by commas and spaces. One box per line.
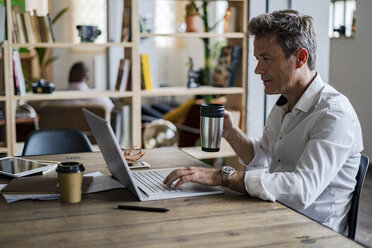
56, 162, 85, 203
200, 103, 225, 152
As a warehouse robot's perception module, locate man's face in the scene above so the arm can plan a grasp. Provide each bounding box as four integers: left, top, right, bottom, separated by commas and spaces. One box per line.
253, 36, 298, 96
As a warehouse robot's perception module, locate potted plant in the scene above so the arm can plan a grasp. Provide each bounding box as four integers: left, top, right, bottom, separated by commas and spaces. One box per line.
186, 1, 224, 87
185, 1, 199, 32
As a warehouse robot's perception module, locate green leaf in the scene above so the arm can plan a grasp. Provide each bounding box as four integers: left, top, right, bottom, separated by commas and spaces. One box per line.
43, 56, 59, 68
52, 7, 69, 24
35, 47, 47, 68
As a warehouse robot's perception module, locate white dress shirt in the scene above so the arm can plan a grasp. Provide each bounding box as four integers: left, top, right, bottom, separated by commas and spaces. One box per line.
65, 82, 115, 111
242, 74, 363, 234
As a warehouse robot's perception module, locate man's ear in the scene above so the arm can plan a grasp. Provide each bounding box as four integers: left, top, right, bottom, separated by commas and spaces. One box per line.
296, 48, 309, 69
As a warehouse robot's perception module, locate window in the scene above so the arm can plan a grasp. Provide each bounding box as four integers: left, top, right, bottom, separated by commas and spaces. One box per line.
329, 0, 356, 38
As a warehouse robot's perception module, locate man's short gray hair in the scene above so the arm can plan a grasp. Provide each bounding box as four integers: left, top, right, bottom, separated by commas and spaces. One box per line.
248, 9, 317, 70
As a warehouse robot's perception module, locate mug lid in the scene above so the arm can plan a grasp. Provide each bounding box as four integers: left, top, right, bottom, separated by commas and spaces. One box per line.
56, 162, 85, 173
200, 103, 225, 117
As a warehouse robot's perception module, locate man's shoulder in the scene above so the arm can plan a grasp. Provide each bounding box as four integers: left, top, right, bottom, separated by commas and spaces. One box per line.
316, 83, 353, 113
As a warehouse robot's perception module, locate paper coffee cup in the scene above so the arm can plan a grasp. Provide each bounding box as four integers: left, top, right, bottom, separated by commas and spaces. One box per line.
56, 162, 85, 203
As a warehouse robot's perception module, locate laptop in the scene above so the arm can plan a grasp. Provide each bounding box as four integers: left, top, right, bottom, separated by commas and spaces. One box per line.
83, 109, 223, 201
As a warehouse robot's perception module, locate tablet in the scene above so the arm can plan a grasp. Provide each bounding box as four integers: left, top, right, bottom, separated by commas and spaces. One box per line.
0, 157, 57, 178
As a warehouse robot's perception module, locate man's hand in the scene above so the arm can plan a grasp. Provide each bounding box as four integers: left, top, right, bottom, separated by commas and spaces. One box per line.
163, 167, 221, 189
222, 110, 234, 138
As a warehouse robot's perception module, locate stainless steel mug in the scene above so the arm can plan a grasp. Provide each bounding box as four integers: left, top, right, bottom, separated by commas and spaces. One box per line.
200, 104, 225, 152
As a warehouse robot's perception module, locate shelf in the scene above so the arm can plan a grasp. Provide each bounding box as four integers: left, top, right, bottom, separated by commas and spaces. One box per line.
170, 0, 245, 1
0, 144, 9, 153
181, 140, 236, 159
140, 32, 245, 39
14, 91, 133, 101
140, 86, 244, 97
12, 42, 134, 48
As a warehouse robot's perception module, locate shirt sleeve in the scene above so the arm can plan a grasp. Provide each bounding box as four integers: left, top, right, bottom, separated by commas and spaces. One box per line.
239, 127, 272, 170
240, 126, 276, 202
244, 107, 357, 208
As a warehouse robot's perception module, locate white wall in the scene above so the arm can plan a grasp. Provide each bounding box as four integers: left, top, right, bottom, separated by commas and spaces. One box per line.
247, 0, 330, 138
329, 0, 372, 159
246, 0, 266, 138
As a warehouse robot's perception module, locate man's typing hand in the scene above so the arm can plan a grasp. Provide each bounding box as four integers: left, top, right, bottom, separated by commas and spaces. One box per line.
163, 167, 221, 189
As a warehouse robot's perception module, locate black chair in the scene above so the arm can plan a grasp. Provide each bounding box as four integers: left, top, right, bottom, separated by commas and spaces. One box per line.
22, 128, 93, 156
347, 154, 369, 240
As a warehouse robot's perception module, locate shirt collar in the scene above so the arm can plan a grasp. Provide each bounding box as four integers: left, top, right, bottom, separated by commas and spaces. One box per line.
293, 73, 325, 113
275, 73, 325, 114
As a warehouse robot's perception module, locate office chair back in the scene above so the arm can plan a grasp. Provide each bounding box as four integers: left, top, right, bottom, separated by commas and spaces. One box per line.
22, 128, 93, 156
37, 104, 110, 144
347, 154, 369, 240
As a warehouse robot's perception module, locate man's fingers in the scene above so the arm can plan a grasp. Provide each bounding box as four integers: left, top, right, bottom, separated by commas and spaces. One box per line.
163, 168, 192, 186
163, 169, 180, 184
174, 175, 193, 189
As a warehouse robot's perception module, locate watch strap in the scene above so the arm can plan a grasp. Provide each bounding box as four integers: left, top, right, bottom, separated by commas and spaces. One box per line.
222, 173, 230, 187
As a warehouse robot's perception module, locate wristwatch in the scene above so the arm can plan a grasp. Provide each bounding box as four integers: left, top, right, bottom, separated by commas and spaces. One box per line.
221, 166, 235, 187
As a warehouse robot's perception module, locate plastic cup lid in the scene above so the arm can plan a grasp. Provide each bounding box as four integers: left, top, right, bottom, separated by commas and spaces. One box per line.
200, 103, 225, 117
56, 162, 85, 173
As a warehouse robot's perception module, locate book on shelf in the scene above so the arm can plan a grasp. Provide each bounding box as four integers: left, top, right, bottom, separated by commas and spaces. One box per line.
228, 6, 237, 32
30, 10, 40, 42
212, 45, 242, 87
46, 13, 55, 42
115, 58, 131, 92
12, 49, 26, 96
10, 9, 19, 43
0, 6, 5, 43
111, 102, 132, 147
120, 104, 132, 147
11, 9, 55, 43
22, 11, 35, 43
140, 54, 153, 91
120, 59, 131, 91
14, 11, 27, 43
121, 6, 131, 42
36, 14, 49, 42
115, 59, 125, 91
0, 47, 4, 95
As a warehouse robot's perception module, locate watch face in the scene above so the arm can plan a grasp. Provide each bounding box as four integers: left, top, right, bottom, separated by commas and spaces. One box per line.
222, 166, 235, 174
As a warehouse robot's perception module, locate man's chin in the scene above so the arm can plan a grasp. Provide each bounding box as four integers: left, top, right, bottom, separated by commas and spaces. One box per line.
264, 89, 275, 95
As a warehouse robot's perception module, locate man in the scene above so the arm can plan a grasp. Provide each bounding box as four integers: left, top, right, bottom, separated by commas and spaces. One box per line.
164, 10, 363, 234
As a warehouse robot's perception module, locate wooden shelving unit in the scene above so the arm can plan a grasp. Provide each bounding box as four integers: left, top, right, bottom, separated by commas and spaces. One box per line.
140, 32, 245, 39
12, 42, 135, 48
0, 0, 248, 157
0, 0, 140, 155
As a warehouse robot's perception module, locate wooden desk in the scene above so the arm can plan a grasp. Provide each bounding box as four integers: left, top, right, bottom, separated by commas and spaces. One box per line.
0, 147, 360, 247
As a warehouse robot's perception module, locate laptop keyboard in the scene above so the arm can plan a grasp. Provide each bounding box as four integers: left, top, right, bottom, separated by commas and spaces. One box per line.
132, 169, 184, 195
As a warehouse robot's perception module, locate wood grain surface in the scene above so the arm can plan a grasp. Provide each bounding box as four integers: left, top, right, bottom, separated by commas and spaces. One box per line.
0, 147, 361, 247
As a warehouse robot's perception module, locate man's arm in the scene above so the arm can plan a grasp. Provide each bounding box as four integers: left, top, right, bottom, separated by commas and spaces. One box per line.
223, 111, 255, 164
163, 166, 247, 193
163, 111, 254, 193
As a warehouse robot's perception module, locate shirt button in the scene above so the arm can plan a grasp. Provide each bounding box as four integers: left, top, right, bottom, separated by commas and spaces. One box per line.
279, 136, 282, 140
278, 159, 281, 162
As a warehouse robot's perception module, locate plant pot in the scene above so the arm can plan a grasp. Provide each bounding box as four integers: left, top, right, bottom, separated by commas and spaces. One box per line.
186, 15, 200, 32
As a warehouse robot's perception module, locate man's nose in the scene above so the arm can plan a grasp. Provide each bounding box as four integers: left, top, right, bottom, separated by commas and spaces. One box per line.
254, 62, 265, 75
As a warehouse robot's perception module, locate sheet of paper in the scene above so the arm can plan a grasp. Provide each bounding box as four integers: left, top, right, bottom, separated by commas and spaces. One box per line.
1, 172, 124, 203
85, 172, 124, 193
